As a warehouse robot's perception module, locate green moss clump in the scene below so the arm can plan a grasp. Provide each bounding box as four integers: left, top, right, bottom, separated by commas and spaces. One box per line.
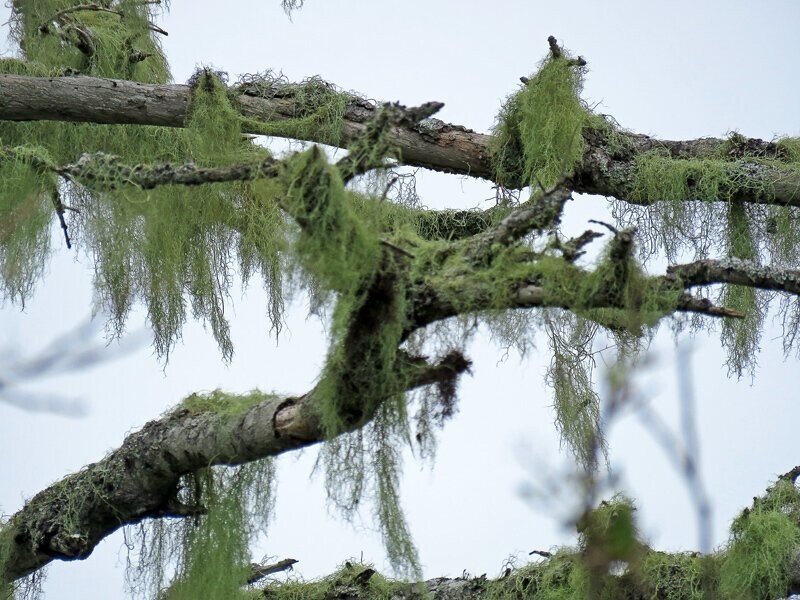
0, 520, 14, 598
0, 57, 65, 76
720, 512, 800, 599
259, 562, 408, 600
641, 552, 713, 600
719, 480, 800, 599
178, 389, 276, 416
484, 552, 587, 600
491, 56, 590, 189
578, 496, 641, 565
238, 74, 349, 147
777, 137, 800, 162
10, 0, 170, 82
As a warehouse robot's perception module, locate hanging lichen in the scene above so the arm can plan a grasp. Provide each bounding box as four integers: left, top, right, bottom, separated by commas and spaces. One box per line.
0, 146, 58, 303
318, 402, 421, 580
127, 459, 277, 600
720, 201, 764, 378
490, 55, 589, 189
237, 72, 350, 147
9, 0, 170, 82
719, 479, 800, 599
544, 313, 606, 470
163, 473, 251, 600
0, 62, 288, 359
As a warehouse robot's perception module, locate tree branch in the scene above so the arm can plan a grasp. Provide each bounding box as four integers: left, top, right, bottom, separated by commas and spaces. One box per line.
1, 352, 470, 582
667, 257, 800, 295
3, 74, 798, 208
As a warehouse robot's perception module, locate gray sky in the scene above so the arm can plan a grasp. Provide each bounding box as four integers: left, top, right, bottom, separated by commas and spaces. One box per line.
2, 1, 800, 597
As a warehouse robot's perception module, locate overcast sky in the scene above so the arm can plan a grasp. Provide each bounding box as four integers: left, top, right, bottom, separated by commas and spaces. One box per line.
2, 1, 800, 597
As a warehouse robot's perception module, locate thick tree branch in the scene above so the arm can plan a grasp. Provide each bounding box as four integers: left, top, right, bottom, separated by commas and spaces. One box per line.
667, 257, 800, 295
3, 74, 799, 208
1, 352, 470, 582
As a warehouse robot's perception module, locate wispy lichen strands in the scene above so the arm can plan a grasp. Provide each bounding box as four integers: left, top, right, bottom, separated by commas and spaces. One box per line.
490, 55, 589, 190
0, 147, 57, 303
719, 479, 800, 599
9, 0, 170, 83
544, 312, 606, 470
721, 201, 765, 378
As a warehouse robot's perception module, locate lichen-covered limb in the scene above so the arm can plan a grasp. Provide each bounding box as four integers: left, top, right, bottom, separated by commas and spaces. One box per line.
33, 150, 800, 322
667, 257, 800, 295
57, 151, 281, 189
469, 184, 572, 251
0, 352, 469, 583
2, 73, 798, 208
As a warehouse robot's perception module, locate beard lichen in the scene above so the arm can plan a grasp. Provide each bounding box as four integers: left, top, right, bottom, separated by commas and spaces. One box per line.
128, 460, 277, 600
236, 72, 350, 148
9, 0, 170, 83
544, 313, 606, 471
720, 201, 764, 379
0, 146, 57, 303
490, 55, 590, 190
719, 479, 800, 600
0, 61, 285, 359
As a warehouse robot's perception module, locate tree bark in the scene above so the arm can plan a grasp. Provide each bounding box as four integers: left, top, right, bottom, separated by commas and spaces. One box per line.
1, 351, 470, 582
2, 74, 799, 207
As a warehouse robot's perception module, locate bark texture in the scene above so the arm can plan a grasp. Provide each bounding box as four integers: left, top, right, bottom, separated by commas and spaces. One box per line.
2, 352, 469, 582
2, 74, 799, 207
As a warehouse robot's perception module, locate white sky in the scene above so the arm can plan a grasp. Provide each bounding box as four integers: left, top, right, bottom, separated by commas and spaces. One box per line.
2, 1, 800, 597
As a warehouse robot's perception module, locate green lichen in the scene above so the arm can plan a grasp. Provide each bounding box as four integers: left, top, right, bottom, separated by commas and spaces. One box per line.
0, 145, 58, 303
186, 71, 252, 165
0, 521, 13, 599
237, 73, 349, 147
129, 460, 277, 600
259, 562, 409, 600
491, 56, 590, 190
280, 146, 380, 300
0, 64, 282, 359
9, 0, 169, 82
777, 137, 800, 162
721, 201, 764, 378
485, 552, 588, 600
719, 480, 800, 599
544, 313, 606, 471
178, 389, 277, 416
629, 153, 735, 205
164, 476, 250, 600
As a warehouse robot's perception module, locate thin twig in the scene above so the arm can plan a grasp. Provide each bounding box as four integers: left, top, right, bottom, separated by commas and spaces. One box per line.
50, 189, 72, 249
247, 558, 298, 585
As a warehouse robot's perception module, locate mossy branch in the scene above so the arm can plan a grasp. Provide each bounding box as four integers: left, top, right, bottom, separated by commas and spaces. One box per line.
3, 73, 798, 208
0, 352, 470, 583
667, 257, 800, 295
